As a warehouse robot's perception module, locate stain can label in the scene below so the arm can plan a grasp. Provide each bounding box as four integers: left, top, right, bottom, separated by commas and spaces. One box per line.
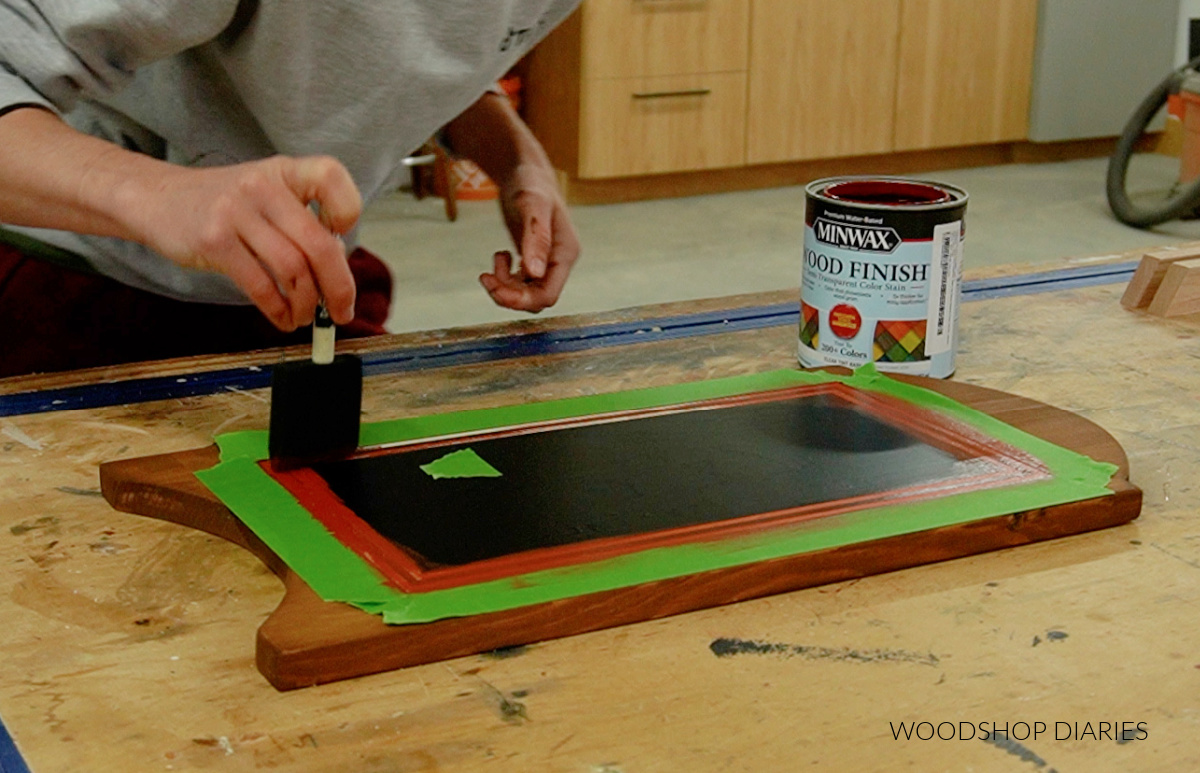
798, 177, 968, 379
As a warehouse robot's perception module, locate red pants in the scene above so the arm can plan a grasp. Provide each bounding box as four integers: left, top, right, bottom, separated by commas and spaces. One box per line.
0, 243, 392, 378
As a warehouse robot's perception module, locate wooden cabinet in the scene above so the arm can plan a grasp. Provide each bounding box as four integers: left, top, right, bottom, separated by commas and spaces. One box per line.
581, 72, 748, 177
746, 0, 901, 164
526, 0, 1039, 186
581, 0, 749, 79
893, 0, 1039, 150
527, 0, 751, 180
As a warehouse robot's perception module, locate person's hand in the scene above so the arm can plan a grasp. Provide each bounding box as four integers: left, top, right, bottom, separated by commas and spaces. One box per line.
133, 155, 361, 331
0, 109, 359, 330
480, 160, 581, 312
441, 90, 580, 312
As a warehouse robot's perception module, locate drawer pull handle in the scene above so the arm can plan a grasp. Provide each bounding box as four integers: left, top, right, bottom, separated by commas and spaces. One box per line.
632, 88, 712, 100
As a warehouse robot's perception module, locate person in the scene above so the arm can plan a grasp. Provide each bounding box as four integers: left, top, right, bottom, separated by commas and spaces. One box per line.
0, 1, 583, 377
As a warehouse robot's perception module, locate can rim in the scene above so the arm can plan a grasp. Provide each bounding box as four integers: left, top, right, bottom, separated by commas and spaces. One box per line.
806, 176, 968, 210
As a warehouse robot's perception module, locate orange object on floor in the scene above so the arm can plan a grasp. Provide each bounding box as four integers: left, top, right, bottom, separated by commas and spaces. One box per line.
448, 158, 499, 201
408, 142, 458, 221
1179, 88, 1200, 183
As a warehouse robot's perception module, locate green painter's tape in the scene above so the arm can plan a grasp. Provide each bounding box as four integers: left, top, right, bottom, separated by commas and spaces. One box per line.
195, 459, 394, 606
200, 366, 1119, 624
420, 448, 503, 479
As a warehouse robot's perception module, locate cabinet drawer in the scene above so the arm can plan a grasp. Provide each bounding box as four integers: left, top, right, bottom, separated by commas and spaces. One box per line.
581, 0, 749, 79
894, 0, 1037, 150
746, 0, 900, 164
579, 72, 747, 178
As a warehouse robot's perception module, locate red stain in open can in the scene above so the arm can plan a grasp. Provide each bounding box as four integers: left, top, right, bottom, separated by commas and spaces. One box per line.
799, 176, 968, 379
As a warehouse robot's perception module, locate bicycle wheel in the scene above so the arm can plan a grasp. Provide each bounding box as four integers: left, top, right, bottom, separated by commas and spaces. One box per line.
1107, 55, 1200, 228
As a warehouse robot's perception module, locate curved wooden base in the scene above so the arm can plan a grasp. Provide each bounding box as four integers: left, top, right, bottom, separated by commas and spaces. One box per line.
99, 376, 1141, 690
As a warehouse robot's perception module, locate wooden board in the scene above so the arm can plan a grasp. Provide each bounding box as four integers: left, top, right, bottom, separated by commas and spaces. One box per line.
1146, 257, 1200, 317
1121, 244, 1200, 309
98, 375, 1140, 691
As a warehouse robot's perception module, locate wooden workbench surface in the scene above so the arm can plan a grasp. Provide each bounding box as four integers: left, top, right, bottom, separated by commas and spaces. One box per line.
0, 271, 1196, 772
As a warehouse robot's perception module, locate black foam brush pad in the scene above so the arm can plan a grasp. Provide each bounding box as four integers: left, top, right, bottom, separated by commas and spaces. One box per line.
268, 354, 362, 468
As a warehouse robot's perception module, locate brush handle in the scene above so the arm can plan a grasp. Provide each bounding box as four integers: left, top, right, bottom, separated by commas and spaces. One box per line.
313, 303, 336, 365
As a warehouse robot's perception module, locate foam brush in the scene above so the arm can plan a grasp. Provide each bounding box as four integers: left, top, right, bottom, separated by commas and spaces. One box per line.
267, 302, 362, 469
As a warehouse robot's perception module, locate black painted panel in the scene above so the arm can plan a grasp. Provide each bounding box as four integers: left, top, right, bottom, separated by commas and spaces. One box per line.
312, 394, 963, 567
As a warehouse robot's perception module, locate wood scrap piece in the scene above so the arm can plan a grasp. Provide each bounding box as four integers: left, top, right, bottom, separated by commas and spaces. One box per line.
1147, 257, 1200, 317
1122, 244, 1200, 309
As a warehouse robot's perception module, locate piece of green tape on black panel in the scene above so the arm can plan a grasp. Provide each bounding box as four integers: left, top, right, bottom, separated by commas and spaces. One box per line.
420, 448, 503, 480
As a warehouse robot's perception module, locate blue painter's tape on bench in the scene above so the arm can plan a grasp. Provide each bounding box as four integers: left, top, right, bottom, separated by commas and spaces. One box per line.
0, 716, 31, 773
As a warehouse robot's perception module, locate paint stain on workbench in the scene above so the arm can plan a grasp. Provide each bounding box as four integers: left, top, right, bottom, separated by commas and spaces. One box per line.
482, 644, 531, 660
9, 516, 60, 536
192, 736, 235, 755
54, 486, 103, 497
1031, 630, 1069, 647
710, 637, 939, 666
477, 680, 529, 724
982, 734, 1059, 772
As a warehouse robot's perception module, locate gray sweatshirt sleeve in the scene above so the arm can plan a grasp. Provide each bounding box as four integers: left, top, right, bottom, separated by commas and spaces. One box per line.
0, 1, 240, 115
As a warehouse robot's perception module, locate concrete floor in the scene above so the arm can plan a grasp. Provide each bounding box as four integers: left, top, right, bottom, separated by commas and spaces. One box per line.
359, 156, 1200, 334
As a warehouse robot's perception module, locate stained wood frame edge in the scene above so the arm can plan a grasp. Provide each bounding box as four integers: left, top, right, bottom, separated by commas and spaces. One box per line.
258, 482, 1140, 690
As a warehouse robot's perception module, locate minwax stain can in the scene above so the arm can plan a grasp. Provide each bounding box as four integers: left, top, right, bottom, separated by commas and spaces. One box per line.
798, 176, 968, 379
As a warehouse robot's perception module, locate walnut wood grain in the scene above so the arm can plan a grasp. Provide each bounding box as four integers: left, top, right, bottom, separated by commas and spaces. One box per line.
98, 376, 1140, 690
